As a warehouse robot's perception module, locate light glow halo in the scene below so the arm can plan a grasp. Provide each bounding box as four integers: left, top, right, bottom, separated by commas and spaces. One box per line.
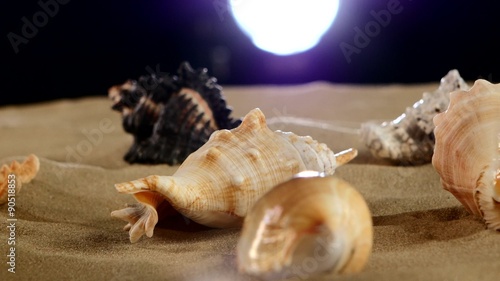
230, 0, 340, 55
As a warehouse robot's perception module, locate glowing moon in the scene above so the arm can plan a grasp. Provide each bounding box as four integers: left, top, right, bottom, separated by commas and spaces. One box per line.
230, 0, 340, 56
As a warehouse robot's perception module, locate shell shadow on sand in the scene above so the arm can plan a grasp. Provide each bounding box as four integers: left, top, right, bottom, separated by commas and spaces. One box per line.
373, 206, 485, 249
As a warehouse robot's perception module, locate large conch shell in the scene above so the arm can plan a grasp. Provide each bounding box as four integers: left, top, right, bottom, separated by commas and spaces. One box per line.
236, 171, 373, 279
361, 69, 469, 165
0, 154, 40, 205
432, 79, 500, 230
111, 108, 358, 242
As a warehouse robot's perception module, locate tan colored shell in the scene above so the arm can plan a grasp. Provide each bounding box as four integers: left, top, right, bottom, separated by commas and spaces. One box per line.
432, 79, 500, 230
111, 108, 357, 242
236, 171, 373, 279
0, 154, 40, 204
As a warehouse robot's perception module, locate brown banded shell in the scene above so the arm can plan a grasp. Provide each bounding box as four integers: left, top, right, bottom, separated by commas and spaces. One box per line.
111, 108, 358, 243
109, 61, 241, 165
432, 79, 500, 230
236, 171, 373, 279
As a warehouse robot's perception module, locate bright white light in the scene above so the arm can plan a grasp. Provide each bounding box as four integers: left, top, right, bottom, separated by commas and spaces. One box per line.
230, 0, 340, 56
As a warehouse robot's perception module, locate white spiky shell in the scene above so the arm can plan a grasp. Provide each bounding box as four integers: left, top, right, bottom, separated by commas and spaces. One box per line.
236, 172, 373, 279
361, 69, 469, 165
111, 108, 358, 242
432, 79, 500, 230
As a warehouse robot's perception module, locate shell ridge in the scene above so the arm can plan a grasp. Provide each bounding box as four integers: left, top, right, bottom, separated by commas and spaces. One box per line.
274, 131, 336, 175
432, 78, 500, 230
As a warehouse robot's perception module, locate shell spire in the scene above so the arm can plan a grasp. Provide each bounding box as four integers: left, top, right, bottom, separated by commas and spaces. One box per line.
111, 108, 358, 242
432, 79, 500, 230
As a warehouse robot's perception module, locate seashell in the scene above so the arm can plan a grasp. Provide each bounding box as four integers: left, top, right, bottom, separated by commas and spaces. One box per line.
361, 69, 469, 165
432, 79, 500, 230
0, 154, 40, 204
111, 108, 358, 243
236, 171, 373, 279
109, 61, 241, 165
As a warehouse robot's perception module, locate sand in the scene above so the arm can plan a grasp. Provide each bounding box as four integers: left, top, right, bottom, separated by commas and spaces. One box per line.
1, 82, 499, 281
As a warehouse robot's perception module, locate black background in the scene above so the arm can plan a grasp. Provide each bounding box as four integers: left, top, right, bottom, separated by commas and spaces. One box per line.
3, 0, 500, 105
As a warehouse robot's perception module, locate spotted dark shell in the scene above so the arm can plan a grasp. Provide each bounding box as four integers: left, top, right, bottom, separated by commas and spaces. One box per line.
109, 62, 241, 165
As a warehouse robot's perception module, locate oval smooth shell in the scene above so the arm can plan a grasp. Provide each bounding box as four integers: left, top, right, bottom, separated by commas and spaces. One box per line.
432, 79, 500, 230
236, 172, 373, 279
